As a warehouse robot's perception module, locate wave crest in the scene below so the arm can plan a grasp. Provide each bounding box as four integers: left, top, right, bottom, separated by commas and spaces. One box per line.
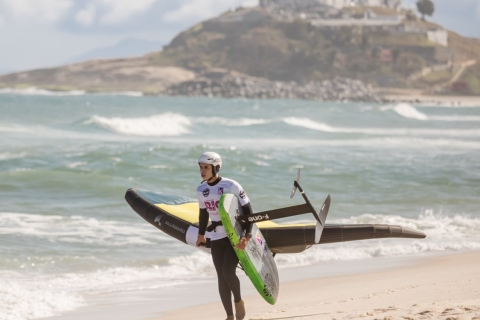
0, 87, 85, 96
196, 117, 270, 126
84, 113, 191, 136
393, 103, 428, 120
282, 117, 337, 132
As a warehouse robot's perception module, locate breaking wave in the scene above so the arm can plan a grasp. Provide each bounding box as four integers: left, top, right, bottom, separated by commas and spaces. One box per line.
0, 87, 85, 96
282, 117, 338, 132
0, 87, 143, 97
277, 210, 480, 268
384, 103, 480, 122
0, 251, 213, 320
84, 113, 191, 136
282, 116, 480, 137
392, 103, 428, 120
195, 117, 271, 126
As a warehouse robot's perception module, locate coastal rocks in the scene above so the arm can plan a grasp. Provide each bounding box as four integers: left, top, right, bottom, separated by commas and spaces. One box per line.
165, 69, 382, 102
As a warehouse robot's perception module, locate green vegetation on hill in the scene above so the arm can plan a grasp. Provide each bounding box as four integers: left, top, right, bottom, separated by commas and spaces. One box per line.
459, 62, 480, 95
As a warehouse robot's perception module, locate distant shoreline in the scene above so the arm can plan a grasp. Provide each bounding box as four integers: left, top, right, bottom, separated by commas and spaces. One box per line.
1, 85, 479, 105
383, 94, 480, 106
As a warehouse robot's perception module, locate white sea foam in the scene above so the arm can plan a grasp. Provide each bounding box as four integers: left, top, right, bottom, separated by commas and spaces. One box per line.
66, 161, 87, 168
0, 152, 28, 161
0, 252, 214, 320
429, 115, 480, 122
311, 137, 480, 150
196, 117, 271, 126
1, 210, 479, 319
0, 87, 85, 96
84, 113, 191, 136
0, 87, 143, 97
276, 210, 480, 268
0, 213, 167, 246
149, 164, 169, 169
282, 116, 480, 137
91, 91, 143, 97
0, 125, 33, 133
392, 103, 429, 120
282, 117, 338, 132
383, 103, 480, 122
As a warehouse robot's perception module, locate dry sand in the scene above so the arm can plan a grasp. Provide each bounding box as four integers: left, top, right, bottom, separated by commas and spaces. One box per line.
158, 251, 480, 320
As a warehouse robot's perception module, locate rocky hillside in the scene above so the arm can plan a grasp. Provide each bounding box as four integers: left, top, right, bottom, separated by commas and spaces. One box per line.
1, 5, 479, 98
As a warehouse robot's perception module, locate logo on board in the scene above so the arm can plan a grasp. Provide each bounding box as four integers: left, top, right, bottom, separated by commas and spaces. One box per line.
165, 220, 186, 233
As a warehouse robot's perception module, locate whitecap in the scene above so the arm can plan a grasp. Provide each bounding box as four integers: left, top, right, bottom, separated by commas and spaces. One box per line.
84, 113, 191, 137
392, 103, 429, 120
0, 152, 28, 161
66, 161, 87, 168
282, 117, 480, 137
0, 212, 166, 246
195, 117, 270, 126
276, 211, 480, 268
282, 117, 338, 132
0, 87, 85, 96
0, 252, 214, 320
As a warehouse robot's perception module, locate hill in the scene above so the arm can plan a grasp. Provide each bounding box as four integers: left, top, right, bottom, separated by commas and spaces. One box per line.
66, 37, 163, 64
1, 4, 479, 98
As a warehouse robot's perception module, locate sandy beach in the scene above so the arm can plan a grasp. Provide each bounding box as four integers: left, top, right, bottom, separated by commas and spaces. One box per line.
158, 251, 480, 320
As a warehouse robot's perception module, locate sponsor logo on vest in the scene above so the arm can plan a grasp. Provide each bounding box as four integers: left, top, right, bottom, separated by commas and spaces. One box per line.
218, 187, 224, 195
165, 220, 186, 233
203, 188, 209, 197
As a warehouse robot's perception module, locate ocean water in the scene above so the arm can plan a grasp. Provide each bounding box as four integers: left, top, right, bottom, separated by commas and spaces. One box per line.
1, 89, 479, 319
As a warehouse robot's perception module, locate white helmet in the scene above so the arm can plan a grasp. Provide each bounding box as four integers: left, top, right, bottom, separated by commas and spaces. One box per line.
198, 152, 222, 174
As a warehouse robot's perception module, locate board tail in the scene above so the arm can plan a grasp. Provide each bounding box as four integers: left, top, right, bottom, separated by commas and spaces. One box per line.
290, 168, 301, 199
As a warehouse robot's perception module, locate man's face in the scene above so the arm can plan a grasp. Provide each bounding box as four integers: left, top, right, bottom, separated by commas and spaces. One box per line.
199, 163, 213, 180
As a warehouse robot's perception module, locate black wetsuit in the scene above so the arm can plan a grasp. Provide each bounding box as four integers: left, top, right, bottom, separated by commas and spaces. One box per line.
197, 177, 253, 316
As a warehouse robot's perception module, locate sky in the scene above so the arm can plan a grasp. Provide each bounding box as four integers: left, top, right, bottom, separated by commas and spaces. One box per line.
0, 0, 479, 74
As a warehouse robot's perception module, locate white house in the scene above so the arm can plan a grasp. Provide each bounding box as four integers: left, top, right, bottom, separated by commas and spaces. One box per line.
427, 29, 448, 47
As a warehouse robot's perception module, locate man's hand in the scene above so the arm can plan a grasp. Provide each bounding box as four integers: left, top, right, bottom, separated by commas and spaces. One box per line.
235, 234, 251, 250
196, 234, 207, 247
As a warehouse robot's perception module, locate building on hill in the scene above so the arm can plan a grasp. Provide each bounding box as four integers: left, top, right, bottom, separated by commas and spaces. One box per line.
260, 0, 401, 10
260, 0, 403, 22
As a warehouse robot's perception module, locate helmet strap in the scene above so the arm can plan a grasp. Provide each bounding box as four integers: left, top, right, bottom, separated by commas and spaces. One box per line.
207, 165, 218, 183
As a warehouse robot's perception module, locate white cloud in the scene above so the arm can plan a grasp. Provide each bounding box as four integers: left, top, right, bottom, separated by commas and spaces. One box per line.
241, 0, 258, 7
162, 0, 258, 24
163, 0, 237, 23
0, 0, 73, 24
98, 0, 156, 25
75, 4, 96, 27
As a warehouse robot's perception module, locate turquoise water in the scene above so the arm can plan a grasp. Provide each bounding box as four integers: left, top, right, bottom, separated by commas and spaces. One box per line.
1, 91, 479, 319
